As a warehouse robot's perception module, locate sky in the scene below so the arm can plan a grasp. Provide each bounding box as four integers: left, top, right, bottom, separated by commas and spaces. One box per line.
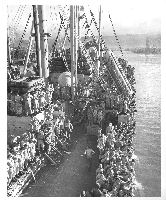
6, 0, 161, 38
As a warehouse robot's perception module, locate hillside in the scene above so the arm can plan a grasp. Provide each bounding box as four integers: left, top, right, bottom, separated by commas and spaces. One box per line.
13, 33, 161, 53
102, 34, 161, 50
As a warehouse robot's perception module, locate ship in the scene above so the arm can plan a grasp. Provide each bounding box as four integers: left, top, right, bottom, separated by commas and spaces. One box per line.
7, 5, 137, 197
131, 37, 161, 54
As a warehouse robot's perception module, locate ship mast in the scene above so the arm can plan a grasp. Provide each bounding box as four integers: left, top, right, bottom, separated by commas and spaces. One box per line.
7, 27, 11, 68
70, 5, 79, 101
38, 5, 49, 81
97, 5, 101, 77
33, 5, 42, 77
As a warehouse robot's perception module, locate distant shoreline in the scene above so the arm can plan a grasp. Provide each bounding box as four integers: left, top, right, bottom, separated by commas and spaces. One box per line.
125, 48, 161, 55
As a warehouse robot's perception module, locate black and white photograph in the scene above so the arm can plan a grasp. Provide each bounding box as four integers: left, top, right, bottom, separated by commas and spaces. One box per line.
1, 0, 165, 198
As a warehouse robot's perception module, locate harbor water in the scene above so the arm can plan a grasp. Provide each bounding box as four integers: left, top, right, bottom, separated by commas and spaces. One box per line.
115, 51, 161, 197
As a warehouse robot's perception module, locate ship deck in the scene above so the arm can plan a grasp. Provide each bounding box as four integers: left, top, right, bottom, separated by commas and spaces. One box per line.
21, 123, 99, 197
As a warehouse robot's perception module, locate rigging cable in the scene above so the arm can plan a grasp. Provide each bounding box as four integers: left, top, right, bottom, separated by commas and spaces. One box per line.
16, 13, 32, 58
89, 10, 132, 93
13, 5, 26, 34
108, 14, 124, 57
12, 5, 27, 45
81, 13, 98, 44
9, 6, 23, 44
59, 11, 70, 42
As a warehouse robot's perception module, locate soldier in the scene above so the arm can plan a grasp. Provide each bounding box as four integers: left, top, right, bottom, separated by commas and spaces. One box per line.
25, 92, 33, 115
106, 123, 113, 135
7, 91, 12, 115
31, 117, 40, 133
7, 153, 14, 185
12, 152, 19, 180
93, 106, 98, 124
50, 83, 54, 95
101, 101, 105, 111
16, 150, 24, 176
19, 145, 26, 175
59, 116, 65, 131
30, 133, 37, 162
37, 130, 45, 154
10, 92, 15, 115
45, 89, 50, 105
64, 119, 73, 140
87, 106, 93, 126
44, 132, 52, 155
105, 92, 110, 110
109, 92, 115, 109
97, 109, 103, 127
14, 92, 21, 116
123, 99, 130, 114
39, 90, 46, 110
84, 146, 95, 171
21, 140, 29, 171
118, 95, 124, 114
33, 92, 39, 113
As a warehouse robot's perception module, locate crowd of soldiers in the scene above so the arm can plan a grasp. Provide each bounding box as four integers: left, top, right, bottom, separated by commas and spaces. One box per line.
7, 99, 73, 188
118, 57, 136, 93
7, 83, 54, 116
86, 91, 136, 127
95, 121, 137, 197
81, 92, 137, 196
80, 57, 137, 197
7, 131, 39, 186
7, 65, 21, 80
87, 102, 105, 126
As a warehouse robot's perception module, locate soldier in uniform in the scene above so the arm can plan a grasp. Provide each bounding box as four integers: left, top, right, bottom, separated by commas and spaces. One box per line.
97, 109, 103, 127
116, 95, 120, 111
101, 101, 105, 111
64, 119, 73, 140
44, 132, 52, 155
50, 84, 54, 97
22, 142, 29, 171
16, 150, 24, 176
45, 89, 50, 105
33, 92, 39, 113
12, 153, 19, 180
37, 130, 45, 154
106, 123, 114, 135
13, 142, 22, 178
10, 92, 15, 115
105, 92, 110, 110
7, 91, 12, 115
19, 145, 26, 175
31, 117, 40, 133
93, 105, 98, 124
118, 95, 124, 114
7, 153, 15, 185
30, 133, 37, 162
15, 92, 23, 116
110, 92, 115, 110
40, 90, 46, 110
87, 106, 93, 126
25, 92, 33, 115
